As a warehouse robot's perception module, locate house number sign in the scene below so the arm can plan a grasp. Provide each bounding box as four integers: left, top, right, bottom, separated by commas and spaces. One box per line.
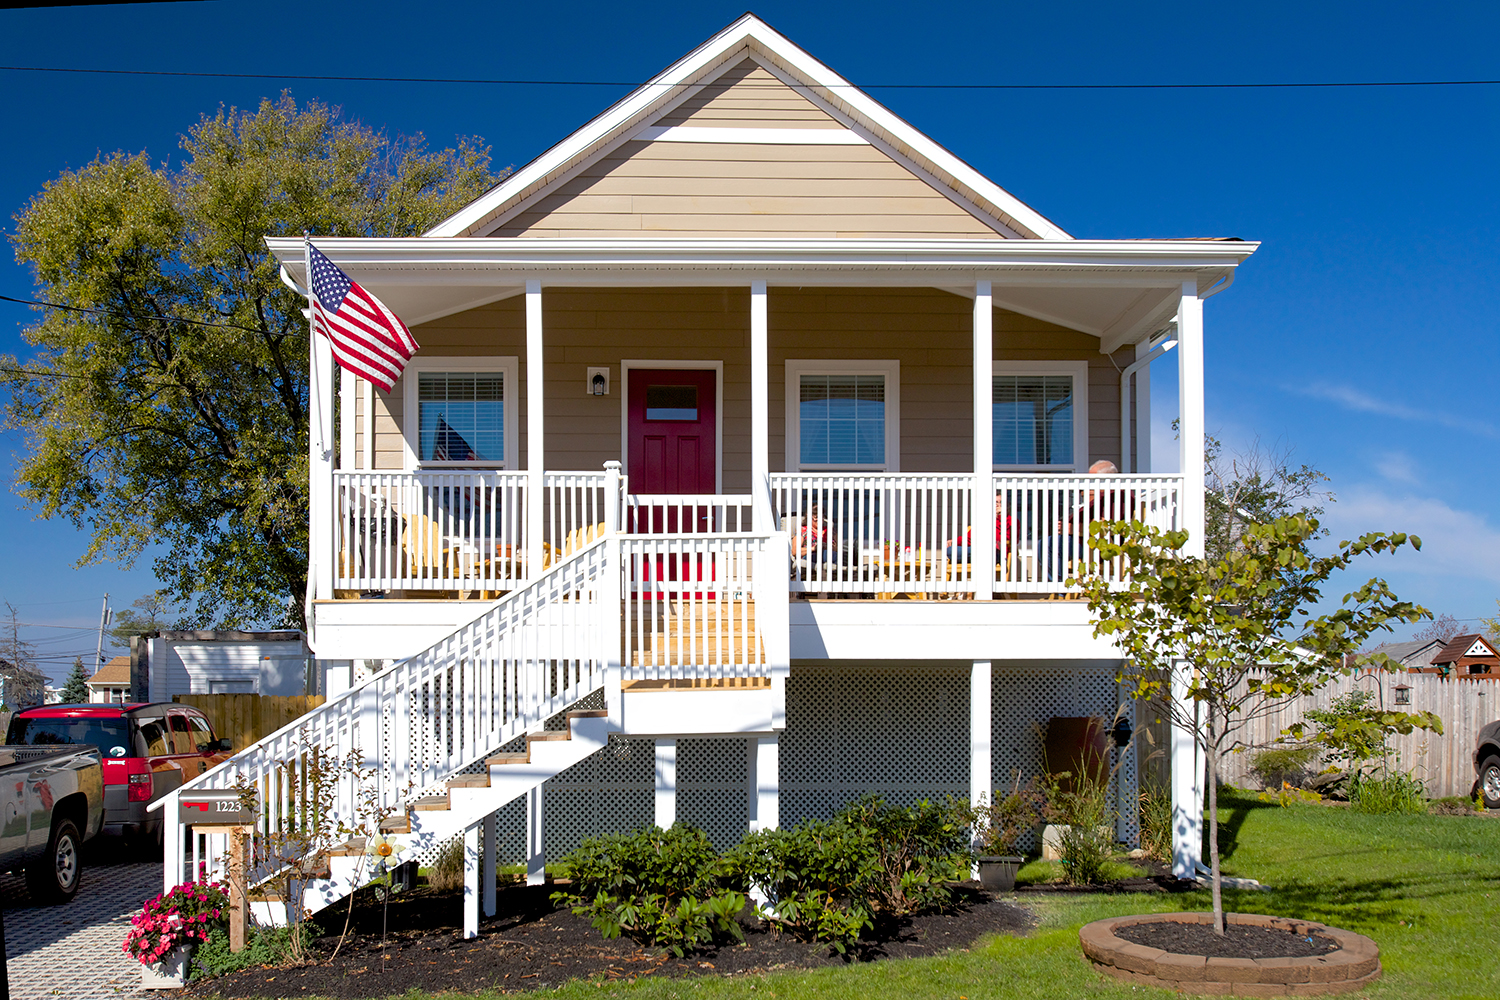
179, 790, 257, 826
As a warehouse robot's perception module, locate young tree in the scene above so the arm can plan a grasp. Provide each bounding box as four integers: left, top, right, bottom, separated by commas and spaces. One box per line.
0, 602, 47, 709
1204, 436, 1332, 563
60, 656, 91, 703
1073, 515, 1427, 934
4, 95, 500, 627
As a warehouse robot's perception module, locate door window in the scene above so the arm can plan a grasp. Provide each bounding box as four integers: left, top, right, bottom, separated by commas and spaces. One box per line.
168, 714, 195, 755
137, 717, 171, 756
185, 714, 216, 753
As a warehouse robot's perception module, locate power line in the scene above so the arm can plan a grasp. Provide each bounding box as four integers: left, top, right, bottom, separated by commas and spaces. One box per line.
0, 64, 1497, 91
0, 293, 267, 335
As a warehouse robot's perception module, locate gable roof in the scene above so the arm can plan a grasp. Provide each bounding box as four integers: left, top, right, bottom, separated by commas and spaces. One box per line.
1369, 639, 1445, 668
88, 656, 131, 686
427, 13, 1069, 241
1433, 633, 1499, 666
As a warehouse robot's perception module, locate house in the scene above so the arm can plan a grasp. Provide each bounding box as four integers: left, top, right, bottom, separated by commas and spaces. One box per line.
1366, 638, 1445, 672
166, 15, 1253, 932
1427, 634, 1500, 677
87, 655, 133, 703
0, 658, 46, 711
144, 631, 313, 698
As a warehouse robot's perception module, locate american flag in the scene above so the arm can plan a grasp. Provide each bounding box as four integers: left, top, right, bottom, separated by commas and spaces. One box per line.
306, 242, 419, 392
432, 417, 477, 462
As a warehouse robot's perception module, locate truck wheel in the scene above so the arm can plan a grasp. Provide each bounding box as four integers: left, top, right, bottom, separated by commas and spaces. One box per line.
26, 818, 83, 903
1480, 755, 1500, 810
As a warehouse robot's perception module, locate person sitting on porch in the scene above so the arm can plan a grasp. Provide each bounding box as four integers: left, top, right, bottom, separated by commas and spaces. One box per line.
945, 493, 1012, 564
1039, 459, 1128, 580
793, 504, 837, 562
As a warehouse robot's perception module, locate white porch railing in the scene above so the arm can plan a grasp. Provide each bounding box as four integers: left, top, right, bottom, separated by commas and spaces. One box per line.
769, 472, 1182, 595
163, 536, 617, 890
624, 494, 756, 534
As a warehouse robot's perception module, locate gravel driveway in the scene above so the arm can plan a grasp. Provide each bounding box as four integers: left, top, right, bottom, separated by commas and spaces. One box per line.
2, 833, 159, 999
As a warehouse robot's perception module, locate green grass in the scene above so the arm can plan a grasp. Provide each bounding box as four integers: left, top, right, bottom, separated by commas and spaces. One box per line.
204, 791, 1500, 1000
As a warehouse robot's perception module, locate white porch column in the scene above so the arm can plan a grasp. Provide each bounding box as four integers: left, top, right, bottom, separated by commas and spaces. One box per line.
603, 461, 624, 729
309, 328, 336, 601
482, 810, 498, 917
463, 821, 480, 939
525, 784, 545, 886
1170, 658, 1201, 877
972, 281, 994, 599
748, 736, 779, 832
1176, 282, 1205, 557
1133, 339, 1153, 473
654, 738, 677, 828
526, 280, 545, 577
750, 280, 770, 523
969, 661, 991, 810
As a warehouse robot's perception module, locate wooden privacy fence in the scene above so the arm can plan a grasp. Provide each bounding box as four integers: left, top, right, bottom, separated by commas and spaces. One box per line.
1215, 672, 1495, 799
173, 694, 325, 753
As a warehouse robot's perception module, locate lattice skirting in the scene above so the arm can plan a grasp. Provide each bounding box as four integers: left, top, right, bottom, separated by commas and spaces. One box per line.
422, 661, 1137, 867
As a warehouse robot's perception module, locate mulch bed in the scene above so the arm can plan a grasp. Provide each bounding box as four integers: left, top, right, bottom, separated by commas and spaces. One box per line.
185, 881, 1035, 999
1115, 919, 1339, 960
1016, 857, 1200, 895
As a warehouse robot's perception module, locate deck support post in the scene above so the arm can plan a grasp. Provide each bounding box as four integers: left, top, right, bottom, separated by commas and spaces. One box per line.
463, 821, 480, 939
482, 810, 498, 917
654, 738, 677, 828
526, 280, 545, 579
969, 660, 991, 875
1170, 658, 1201, 877
972, 280, 994, 599
525, 784, 545, 886
748, 735, 779, 832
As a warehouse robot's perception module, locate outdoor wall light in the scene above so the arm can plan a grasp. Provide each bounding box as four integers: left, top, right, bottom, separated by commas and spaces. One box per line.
1111, 717, 1133, 748
587, 367, 610, 396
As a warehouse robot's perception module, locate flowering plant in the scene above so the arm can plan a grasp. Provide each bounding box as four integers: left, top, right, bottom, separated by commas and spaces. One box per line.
123, 879, 229, 966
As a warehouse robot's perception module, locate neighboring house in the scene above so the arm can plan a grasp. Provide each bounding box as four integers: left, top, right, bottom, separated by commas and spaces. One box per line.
171, 15, 1253, 930
1426, 634, 1500, 678
87, 656, 133, 703
145, 632, 312, 699
0, 658, 46, 710
1366, 639, 1445, 672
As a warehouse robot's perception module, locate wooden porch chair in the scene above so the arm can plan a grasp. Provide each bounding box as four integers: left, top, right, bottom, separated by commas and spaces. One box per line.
400, 512, 502, 599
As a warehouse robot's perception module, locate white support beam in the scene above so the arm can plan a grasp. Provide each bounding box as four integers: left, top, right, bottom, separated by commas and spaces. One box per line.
655, 739, 677, 828
969, 661, 992, 812
972, 281, 994, 600
749, 736, 779, 831
750, 280, 770, 523
1170, 659, 1201, 877
482, 811, 498, 918
361, 377, 374, 471
525, 784, 545, 886
1176, 282, 1205, 557
338, 368, 355, 471
526, 280, 545, 577
309, 330, 335, 601
1134, 339, 1153, 473
463, 822, 480, 939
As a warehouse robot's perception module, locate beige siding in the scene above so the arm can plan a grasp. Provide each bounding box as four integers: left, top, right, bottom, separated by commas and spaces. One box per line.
489, 60, 1004, 240
369, 289, 1134, 476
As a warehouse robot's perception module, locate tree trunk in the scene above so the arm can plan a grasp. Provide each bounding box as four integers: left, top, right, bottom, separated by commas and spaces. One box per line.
1207, 707, 1224, 935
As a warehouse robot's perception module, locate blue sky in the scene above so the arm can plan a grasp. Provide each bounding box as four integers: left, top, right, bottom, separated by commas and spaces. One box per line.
1, 0, 1496, 681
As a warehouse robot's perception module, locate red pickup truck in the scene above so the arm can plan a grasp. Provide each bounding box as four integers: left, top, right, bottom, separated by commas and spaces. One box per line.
6, 703, 232, 850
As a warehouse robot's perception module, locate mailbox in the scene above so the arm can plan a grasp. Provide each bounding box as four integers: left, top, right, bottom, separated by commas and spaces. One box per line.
179, 790, 257, 827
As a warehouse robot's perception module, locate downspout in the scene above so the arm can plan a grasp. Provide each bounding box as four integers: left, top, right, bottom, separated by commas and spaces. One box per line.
1119, 335, 1176, 474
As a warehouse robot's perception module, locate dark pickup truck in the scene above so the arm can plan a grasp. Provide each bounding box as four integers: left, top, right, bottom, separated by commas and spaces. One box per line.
0, 745, 105, 901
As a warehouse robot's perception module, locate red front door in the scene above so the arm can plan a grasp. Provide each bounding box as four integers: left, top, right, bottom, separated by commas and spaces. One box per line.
627, 368, 717, 496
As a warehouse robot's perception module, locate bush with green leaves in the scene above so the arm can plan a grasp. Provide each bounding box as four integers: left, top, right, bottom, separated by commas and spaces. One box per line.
1137, 784, 1173, 863
1043, 773, 1116, 886
189, 922, 321, 980
552, 824, 745, 957
723, 795, 972, 953
1350, 770, 1428, 815
1250, 744, 1321, 788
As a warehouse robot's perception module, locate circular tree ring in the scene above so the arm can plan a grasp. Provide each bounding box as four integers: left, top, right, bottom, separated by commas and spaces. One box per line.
1079, 912, 1381, 995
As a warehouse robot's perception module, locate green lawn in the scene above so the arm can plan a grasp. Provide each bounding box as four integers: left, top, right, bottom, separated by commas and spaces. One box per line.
218, 792, 1500, 999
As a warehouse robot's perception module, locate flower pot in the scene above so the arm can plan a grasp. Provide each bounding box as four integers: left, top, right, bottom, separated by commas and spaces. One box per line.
977, 855, 1023, 891
140, 944, 193, 989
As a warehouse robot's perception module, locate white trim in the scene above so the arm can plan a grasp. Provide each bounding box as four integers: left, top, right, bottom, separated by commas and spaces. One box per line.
400, 356, 520, 472
990, 360, 1088, 473
338, 368, 355, 472
423, 14, 1069, 240
784, 359, 901, 473
633, 125, 867, 144
620, 360, 725, 493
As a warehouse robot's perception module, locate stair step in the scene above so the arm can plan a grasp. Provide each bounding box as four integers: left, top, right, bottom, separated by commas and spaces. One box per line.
381, 815, 411, 834
447, 774, 490, 789
327, 837, 367, 858
567, 708, 609, 719
527, 730, 571, 743
413, 795, 451, 811
486, 752, 530, 766
299, 852, 332, 879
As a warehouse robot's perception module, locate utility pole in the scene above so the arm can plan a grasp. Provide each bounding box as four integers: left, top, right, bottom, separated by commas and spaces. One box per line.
94, 594, 110, 672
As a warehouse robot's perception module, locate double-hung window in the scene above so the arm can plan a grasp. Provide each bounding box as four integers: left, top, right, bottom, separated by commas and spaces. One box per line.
402, 357, 519, 469
991, 361, 1087, 472
785, 360, 900, 471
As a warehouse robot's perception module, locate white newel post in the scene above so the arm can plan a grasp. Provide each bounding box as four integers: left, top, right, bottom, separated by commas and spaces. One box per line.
1176, 282, 1205, 558
655, 739, 677, 828
310, 329, 336, 601
525, 784, 545, 886
972, 281, 994, 599
750, 280, 771, 525
526, 280, 545, 579
1170, 658, 1201, 877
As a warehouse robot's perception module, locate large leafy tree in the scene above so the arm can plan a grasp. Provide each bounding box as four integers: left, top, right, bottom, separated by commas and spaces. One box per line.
1073, 515, 1429, 934
4, 96, 500, 626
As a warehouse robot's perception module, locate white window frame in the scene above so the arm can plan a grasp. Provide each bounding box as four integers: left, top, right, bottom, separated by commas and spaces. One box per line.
785, 359, 900, 472
991, 360, 1088, 473
402, 356, 519, 471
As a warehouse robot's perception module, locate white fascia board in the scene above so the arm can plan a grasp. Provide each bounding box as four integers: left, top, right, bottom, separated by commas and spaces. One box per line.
424, 14, 1070, 241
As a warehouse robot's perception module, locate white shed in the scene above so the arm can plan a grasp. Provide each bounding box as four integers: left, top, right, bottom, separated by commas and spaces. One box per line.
146, 631, 312, 700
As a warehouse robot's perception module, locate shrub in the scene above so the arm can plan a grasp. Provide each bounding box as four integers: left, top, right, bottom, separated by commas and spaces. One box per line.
122, 879, 229, 967
1250, 744, 1320, 788
1351, 770, 1428, 815
1257, 782, 1323, 807
190, 923, 321, 980
974, 776, 1046, 857
1044, 773, 1116, 886
1137, 784, 1172, 863
428, 836, 464, 891
838, 795, 973, 915
552, 825, 745, 957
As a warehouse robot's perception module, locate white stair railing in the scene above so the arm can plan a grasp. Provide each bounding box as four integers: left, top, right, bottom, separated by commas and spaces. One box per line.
159, 535, 618, 892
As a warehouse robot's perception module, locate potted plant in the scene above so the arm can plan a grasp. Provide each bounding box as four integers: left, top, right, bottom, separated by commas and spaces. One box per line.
124, 879, 229, 989
974, 778, 1044, 891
